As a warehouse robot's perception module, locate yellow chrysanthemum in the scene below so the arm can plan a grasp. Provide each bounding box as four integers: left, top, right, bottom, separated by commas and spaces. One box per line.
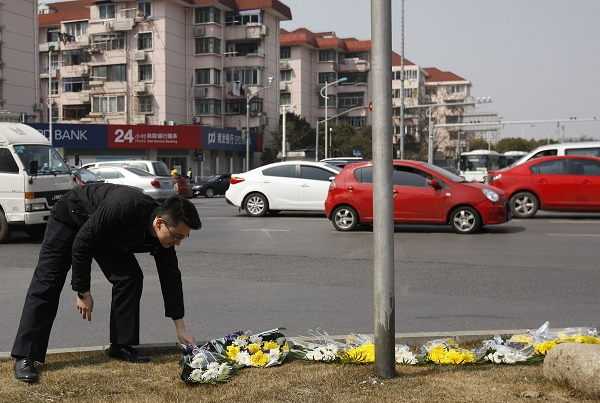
344, 342, 375, 362
534, 340, 558, 355
225, 345, 240, 360
427, 345, 475, 364
250, 350, 269, 367
263, 340, 280, 350
282, 342, 289, 351
511, 335, 534, 345
246, 343, 262, 354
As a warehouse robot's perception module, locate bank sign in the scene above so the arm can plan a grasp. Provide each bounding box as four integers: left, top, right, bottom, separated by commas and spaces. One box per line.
27, 123, 261, 152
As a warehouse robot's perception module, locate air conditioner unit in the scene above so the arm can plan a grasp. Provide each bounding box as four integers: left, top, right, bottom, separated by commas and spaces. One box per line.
39, 43, 49, 52
89, 80, 104, 87
133, 114, 146, 124
279, 81, 287, 91
279, 61, 290, 69
133, 50, 146, 61
78, 65, 89, 75
167, 121, 176, 126
134, 82, 146, 93
193, 26, 205, 37
194, 87, 207, 98
159, 120, 168, 125
33, 103, 44, 111
104, 20, 114, 30
77, 35, 90, 46
79, 93, 90, 102
259, 115, 269, 126
260, 25, 268, 36
113, 18, 134, 31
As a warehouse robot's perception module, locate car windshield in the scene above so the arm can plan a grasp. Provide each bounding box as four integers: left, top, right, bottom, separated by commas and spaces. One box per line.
76, 169, 103, 182
124, 167, 155, 176
14, 144, 70, 175
423, 162, 467, 182
205, 175, 220, 182
152, 161, 171, 176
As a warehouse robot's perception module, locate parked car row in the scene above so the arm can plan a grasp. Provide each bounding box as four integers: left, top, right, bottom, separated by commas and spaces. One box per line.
224, 154, 600, 234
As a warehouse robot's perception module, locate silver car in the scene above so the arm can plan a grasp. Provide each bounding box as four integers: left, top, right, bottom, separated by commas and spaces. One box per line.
87, 166, 176, 202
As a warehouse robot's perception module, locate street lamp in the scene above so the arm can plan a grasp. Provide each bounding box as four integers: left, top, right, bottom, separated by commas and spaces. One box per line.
281, 103, 296, 161
320, 77, 347, 159
48, 44, 55, 145
245, 76, 273, 171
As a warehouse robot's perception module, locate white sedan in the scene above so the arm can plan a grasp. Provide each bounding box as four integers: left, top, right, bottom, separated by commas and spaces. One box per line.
225, 161, 342, 217
87, 166, 177, 202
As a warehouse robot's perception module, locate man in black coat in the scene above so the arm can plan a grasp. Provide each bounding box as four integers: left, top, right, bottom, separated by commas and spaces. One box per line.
11, 183, 202, 383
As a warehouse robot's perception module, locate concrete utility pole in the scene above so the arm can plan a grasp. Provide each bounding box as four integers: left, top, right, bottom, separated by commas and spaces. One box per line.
371, 0, 395, 379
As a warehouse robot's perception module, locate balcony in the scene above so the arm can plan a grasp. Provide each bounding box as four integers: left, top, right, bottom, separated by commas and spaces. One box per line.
338, 58, 370, 73
40, 68, 57, 79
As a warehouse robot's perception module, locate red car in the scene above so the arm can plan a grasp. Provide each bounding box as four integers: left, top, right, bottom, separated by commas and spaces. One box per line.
487, 155, 600, 218
325, 160, 510, 234
173, 175, 193, 199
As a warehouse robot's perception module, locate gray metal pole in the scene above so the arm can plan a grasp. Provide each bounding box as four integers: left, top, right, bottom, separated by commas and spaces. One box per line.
324, 81, 328, 159
371, 0, 395, 379
399, 0, 404, 159
246, 95, 250, 171
282, 109, 287, 161
428, 107, 434, 164
48, 46, 53, 145
315, 118, 319, 161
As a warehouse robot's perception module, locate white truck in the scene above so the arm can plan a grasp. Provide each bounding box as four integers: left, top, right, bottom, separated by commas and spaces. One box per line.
0, 123, 73, 243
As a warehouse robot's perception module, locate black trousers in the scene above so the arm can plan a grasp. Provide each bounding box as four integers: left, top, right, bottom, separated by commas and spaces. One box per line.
11, 207, 144, 363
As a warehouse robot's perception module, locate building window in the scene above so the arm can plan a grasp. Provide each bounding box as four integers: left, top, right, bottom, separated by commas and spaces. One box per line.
392, 70, 417, 80
194, 37, 221, 55
137, 95, 153, 114
51, 81, 59, 96
426, 86, 438, 96
92, 95, 126, 113
63, 105, 91, 120
318, 49, 337, 62
226, 68, 263, 86
225, 10, 263, 26
339, 72, 367, 84
62, 77, 90, 92
194, 99, 222, 115
98, 3, 117, 20
138, 64, 153, 82
280, 46, 291, 59
65, 21, 87, 37
344, 52, 366, 60
91, 65, 126, 82
63, 49, 90, 66
280, 70, 291, 82
446, 85, 465, 94
338, 116, 366, 128
47, 27, 60, 42
318, 72, 337, 84
227, 42, 259, 56
50, 53, 59, 70
225, 98, 262, 115
137, 1, 152, 18
318, 94, 336, 107
137, 32, 152, 50
91, 33, 126, 51
280, 93, 291, 105
194, 6, 221, 24
338, 92, 364, 108
194, 68, 221, 85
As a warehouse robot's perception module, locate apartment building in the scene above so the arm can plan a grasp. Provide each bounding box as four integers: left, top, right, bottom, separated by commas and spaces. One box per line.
0, 0, 38, 122
37, 0, 291, 173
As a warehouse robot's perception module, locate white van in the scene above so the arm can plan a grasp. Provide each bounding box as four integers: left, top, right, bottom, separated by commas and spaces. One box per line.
82, 160, 171, 177
0, 123, 73, 242
512, 142, 600, 166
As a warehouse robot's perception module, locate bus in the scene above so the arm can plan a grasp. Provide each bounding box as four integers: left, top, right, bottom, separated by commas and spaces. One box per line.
504, 151, 527, 166
459, 150, 508, 182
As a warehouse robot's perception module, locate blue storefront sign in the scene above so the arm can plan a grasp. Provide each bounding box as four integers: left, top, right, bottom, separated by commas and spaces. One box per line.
28, 123, 108, 148
201, 127, 259, 152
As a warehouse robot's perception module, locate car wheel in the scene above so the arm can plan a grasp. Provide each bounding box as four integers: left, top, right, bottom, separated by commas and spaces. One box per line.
510, 192, 538, 218
450, 206, 481, 234
0, 209, 12, 243
244, 193, 268, 217
332, 206, 359, 231
204, 188, 214, 198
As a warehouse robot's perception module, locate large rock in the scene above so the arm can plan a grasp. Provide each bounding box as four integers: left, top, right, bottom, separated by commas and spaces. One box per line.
543, 343, 600, 396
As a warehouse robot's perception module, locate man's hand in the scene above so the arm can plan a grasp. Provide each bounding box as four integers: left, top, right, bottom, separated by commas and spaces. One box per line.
76, 293, 94, 321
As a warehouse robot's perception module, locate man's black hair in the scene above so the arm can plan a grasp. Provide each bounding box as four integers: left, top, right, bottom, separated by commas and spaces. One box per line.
158, 195, 202, 230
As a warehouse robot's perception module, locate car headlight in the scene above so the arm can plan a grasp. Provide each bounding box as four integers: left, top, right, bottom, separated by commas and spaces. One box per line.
481, 188, 499, 203
488, 173, 502, 182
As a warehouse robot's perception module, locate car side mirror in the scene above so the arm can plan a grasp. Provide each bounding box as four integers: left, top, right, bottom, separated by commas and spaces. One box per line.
30, 160, 38, 176
428, 179, 441, 189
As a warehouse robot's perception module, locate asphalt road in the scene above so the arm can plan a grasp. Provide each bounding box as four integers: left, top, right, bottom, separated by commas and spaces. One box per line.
1, 197, 599, 354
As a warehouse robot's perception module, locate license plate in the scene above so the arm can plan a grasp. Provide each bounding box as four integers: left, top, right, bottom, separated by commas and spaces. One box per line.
163, 182, 172, 189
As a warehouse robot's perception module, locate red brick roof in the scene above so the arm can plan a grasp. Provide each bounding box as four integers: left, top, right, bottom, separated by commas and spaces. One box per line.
424, 67, 467, 83
39, 0, 92, 26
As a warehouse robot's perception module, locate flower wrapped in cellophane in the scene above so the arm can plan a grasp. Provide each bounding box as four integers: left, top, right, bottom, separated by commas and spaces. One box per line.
471, 334, 537, 364
508, 322, 599, 356
201, 328, 289, 368
179, 345, 239, 384
418, 339, 477, 365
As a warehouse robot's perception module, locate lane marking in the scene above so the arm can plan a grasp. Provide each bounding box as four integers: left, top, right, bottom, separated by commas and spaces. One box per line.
241, 229, 291, 232
549, 220, 600, 224
547, 234, 600, 237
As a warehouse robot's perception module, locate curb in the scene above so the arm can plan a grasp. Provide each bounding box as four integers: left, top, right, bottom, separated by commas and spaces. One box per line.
0, 329, 525, 360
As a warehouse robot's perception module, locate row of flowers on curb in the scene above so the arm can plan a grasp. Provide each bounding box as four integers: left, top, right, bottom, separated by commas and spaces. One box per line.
179, 322, 599, 384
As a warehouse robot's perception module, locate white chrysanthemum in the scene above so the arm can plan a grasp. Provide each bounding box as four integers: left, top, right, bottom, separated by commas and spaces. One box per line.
233, 336, 248, 347
190, 352, 209, 368
306, 349, 324, 361
394, 345, 417, 365
326, 343, 339, 354
189, 369, 203, 382
268, 348, 281, 362
249, 335, 263, 344
201, 367, 219, 380
236, 351, 252, 366
218, 362, 231, 375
